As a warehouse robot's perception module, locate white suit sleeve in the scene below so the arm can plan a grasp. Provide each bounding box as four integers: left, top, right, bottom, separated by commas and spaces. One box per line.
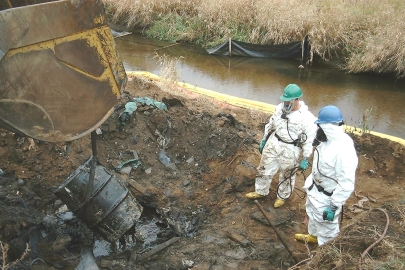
263, 114, 274, 140
301, 111, 317, 158
262, 110, 277, 141
330, 142, 358, 207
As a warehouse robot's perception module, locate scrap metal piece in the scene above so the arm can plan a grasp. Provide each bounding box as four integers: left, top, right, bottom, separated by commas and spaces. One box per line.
0, 0, 127, 142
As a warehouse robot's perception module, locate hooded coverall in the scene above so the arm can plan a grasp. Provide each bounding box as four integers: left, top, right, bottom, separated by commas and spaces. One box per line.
255, 101, 317, 199
303, 123, 358, 245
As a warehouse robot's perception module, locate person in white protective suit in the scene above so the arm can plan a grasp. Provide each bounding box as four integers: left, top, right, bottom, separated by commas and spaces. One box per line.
245, 84, 317, 208
295, 105, 358, 245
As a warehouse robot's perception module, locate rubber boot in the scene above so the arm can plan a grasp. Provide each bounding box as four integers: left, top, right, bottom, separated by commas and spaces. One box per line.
245, 191, 265, 199
294, 234, 318, 244
274, 198, 285, 208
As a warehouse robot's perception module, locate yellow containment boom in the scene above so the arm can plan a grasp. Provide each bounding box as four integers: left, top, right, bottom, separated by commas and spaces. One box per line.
128, 71, 405, 146
0, 0, 127, 142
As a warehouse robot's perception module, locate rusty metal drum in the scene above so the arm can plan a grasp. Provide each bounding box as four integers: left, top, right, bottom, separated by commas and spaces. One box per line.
54, 158, 142, 242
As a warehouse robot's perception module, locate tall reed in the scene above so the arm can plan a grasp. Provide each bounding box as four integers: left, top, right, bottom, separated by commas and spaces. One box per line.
104, 0, 405, 78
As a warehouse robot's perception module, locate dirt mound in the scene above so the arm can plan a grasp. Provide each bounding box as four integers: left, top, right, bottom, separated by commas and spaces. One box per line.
0, 75, 404, 269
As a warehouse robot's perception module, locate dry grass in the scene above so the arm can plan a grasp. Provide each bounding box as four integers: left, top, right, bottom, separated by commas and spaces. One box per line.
397, 204, 405, 227
304, 206, 405, 269
153, 53, 182, 94
346, 17, 405, 77
104, 0, 196, 27
103, 0, 405, 78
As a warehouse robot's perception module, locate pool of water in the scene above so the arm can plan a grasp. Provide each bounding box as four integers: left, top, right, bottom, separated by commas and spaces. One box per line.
115, 32, 405, 138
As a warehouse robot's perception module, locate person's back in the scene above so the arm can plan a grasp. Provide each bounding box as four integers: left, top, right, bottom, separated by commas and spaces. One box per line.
296, 105, 358, 245
311, 123, 358, 196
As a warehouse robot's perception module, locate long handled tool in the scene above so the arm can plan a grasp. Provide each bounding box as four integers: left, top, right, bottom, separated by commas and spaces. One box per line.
254, 200, 299, 264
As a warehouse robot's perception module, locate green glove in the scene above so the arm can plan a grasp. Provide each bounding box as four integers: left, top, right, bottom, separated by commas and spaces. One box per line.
323, 204, 338, 221
259, 140, 266, 154
299, 157, 309, 170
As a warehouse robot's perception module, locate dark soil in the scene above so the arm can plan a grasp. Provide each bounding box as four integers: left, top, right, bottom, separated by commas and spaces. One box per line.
1, 74, 404, 270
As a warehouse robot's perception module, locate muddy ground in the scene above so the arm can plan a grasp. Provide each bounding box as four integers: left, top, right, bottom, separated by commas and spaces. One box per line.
1, 74, 405, 270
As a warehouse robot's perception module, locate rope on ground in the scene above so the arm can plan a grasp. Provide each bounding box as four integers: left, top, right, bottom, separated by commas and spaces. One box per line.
358, 208, 390, 270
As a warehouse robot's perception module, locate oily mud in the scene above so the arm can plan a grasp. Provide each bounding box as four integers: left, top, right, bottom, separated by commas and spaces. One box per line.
0, 74, 405, 269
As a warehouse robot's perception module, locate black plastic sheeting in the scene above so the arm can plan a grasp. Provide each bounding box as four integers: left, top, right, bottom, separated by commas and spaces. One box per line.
206, 37, 310, 62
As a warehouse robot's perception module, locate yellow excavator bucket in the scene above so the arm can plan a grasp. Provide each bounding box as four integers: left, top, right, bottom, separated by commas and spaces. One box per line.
0, 0, 127, 142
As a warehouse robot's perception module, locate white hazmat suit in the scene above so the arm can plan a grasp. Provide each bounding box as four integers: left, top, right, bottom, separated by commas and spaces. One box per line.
303, 123, 358, 245
256, 101, 317, 199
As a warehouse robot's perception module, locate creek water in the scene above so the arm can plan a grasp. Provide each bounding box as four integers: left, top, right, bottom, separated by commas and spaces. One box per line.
115, 32, 405, 139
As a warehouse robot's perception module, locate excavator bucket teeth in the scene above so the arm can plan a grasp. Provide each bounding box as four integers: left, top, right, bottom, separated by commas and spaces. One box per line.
0, 0, 127, 142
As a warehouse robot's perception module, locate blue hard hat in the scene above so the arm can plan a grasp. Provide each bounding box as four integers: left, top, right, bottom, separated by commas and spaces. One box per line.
315, 105, 343, 124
